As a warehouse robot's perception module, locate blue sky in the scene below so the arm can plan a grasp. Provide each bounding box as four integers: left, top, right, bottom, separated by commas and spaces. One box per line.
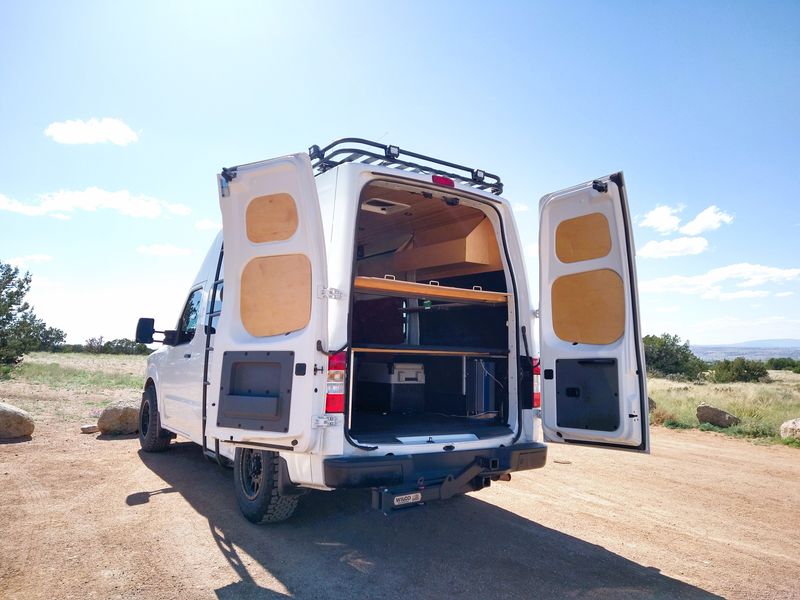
1, 1, 798, 345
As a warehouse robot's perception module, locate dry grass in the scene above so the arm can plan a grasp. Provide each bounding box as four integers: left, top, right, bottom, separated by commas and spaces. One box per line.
648, 370, 800, 446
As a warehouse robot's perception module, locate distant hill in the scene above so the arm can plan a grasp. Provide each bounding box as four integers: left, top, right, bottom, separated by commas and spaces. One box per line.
691, 341, 800, 361
727, 339, 800, 348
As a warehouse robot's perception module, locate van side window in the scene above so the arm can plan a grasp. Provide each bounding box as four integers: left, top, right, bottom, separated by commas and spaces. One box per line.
177, 288, 203, 344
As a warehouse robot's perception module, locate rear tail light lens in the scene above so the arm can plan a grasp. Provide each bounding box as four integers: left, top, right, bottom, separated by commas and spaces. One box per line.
325, 352, 347, 413
533, 359, 541, 409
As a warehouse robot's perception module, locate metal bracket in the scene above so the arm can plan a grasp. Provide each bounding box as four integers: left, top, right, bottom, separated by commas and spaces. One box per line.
318, 286, 343, 300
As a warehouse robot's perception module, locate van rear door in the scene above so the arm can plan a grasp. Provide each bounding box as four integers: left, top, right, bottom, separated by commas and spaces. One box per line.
206, 154, 327, 453
538, 173, 649, 452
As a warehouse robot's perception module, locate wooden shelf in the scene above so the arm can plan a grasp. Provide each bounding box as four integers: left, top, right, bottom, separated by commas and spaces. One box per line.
353, 276, 507, 305
352, 345, 507, 357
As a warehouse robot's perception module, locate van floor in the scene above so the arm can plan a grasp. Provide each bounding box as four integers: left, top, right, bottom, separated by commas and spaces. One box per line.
349, 412, 512, 444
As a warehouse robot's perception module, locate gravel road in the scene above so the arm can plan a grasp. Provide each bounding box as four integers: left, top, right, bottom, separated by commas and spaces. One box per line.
1, 424, 798, 599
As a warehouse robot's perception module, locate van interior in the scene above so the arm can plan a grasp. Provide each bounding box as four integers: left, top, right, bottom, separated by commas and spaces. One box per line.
348, 179, 513, 444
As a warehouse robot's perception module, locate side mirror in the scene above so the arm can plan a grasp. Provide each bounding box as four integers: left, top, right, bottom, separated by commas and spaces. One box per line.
135, 318, 155, 344
162, 330, 179, 346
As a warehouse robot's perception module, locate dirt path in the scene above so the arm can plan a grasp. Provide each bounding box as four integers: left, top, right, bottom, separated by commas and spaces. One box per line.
1, 420, 798, 599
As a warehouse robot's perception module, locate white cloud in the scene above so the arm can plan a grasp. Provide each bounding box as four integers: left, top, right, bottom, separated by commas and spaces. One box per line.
512, 202, 529, 213
640, 262, 800, 300
775, 291, 794, 298
195, 219, 222, 230
679, 206, 734, 235
44, 117, 138, 146
0, 188, 190, 220
637, 236, 708, 258
639, 205, 683, 234
137, 244, 191, 257
6, 254, 53, 268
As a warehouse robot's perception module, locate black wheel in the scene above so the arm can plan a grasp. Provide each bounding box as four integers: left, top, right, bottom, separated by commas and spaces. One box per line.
138, 386, 173, 452
234, 447, 299, 524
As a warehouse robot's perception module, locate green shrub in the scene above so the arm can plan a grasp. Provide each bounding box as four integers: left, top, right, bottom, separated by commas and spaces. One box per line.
711, 358, 769, 383
765, 357, 799, 370
643, 333, 707, 378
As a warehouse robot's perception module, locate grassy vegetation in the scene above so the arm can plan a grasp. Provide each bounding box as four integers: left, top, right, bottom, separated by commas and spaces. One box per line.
12, 360, 144, 390
649, 370, 800, 447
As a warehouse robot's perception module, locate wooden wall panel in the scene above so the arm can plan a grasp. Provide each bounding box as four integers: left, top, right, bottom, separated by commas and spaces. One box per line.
556, 212, 612, 263
246, 193, 298, 243
551, 269, 624, 345
241, 254, 311, 337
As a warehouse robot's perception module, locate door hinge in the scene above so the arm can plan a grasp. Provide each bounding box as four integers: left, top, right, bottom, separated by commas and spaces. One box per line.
318, 286, 343, 300
532, 308, 541, 319
313, 415, 338, 428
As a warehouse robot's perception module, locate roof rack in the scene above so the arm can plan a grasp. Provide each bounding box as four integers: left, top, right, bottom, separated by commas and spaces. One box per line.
308, 137, 503, 195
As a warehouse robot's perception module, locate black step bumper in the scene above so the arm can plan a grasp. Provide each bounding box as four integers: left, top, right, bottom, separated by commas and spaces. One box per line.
323, 442, 547, 492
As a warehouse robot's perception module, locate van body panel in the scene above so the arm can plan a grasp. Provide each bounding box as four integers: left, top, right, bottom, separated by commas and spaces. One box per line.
538, 173, 649, 452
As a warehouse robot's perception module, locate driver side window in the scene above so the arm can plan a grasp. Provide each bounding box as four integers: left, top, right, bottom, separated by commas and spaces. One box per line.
177, 288, 204, 345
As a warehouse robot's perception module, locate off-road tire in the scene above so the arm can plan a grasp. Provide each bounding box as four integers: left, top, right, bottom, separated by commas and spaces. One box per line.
138, 386, 173, 452
234, 448, 299, 524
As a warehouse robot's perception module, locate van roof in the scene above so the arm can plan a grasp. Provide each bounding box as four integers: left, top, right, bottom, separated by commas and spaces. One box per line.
309, 137, 504, 196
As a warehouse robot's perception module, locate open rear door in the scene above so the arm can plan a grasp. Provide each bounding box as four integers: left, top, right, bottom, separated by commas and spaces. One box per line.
539, 173, 648, 451
206, 154, 327, 453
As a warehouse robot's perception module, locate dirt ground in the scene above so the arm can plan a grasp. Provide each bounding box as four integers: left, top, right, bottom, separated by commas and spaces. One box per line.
1, 391, 799, 599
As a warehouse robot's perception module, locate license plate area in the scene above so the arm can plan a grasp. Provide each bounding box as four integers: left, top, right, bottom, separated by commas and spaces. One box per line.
393, 492, 422, 506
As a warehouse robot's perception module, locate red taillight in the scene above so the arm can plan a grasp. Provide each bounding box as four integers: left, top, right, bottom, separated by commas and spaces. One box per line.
432, 174, 455, 187
533, 359, 541, 409
325, 352, 347, 413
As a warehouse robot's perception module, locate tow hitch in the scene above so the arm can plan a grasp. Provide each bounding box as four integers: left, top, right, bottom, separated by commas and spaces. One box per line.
371, 456, 501, 512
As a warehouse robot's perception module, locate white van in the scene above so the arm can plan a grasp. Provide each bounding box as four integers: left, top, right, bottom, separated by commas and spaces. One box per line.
135, 138, 649, 523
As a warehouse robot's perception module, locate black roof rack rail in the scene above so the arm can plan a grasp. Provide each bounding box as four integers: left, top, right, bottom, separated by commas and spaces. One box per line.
308, 137, 503, 195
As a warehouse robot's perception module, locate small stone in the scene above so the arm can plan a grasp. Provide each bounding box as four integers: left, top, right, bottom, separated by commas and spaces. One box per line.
97, 399, 140, 435
0, 402, 35, 439
696, 403, 740, 428
779, 418, 800, 440
80, 424, 100, 434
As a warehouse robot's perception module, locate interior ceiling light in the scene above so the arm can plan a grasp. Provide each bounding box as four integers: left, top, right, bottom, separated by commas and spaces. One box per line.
361, 197, 411, 215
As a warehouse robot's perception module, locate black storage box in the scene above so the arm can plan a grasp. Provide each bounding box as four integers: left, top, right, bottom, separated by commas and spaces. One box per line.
357, 362, 425, 414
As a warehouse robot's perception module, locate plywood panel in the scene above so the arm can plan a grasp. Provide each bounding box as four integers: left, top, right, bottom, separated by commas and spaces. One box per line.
556, 212, 612, 264
354, 276, 507, 304
241, 254, 311, 337
246, 193, 298, 243
552, 269, 624, 345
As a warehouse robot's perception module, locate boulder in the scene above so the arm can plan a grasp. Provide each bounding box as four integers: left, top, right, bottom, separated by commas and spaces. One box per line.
696, 403, 740, 428
97, 399, 139, 435
0, 402, 35, 439
779, 418, 800, 440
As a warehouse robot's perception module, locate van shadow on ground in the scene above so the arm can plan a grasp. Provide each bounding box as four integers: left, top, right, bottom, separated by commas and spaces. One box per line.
135, 442, 720, 600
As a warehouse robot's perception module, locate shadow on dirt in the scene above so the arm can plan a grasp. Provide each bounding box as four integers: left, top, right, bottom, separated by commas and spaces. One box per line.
96, 433, 138, 441
0, 435, 32, 444
135, 442, 722, 600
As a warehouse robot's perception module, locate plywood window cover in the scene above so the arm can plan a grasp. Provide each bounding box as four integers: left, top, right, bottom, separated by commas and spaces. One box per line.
556, 212, 612, 264
354, 276, 507, 304
246, 193, 299, 243
240, 254, 311, 337
551, 269, 624, 345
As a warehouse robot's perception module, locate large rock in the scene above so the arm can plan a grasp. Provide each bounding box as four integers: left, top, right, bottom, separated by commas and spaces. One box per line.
0, 401, 35, 438
97, 399, 139, 435
780, 418, 800, 440
696, 403, 740, 428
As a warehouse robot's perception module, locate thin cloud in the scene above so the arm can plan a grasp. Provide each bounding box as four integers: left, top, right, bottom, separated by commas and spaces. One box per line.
44, 117, 138, 146
195, 219, 222, 231
640, 262, 800, 300
6, 254, 54, 269
512, 202, 530, 213
0, 188, 190, 220
637, 236, 708, 258
775, 291, 795, 298
137, 244, 191, 257
639, 205, 683, 234
679, 206, 734, 235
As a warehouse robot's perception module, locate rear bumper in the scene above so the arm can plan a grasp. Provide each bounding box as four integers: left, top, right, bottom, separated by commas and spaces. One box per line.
323, 442, 547, 490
